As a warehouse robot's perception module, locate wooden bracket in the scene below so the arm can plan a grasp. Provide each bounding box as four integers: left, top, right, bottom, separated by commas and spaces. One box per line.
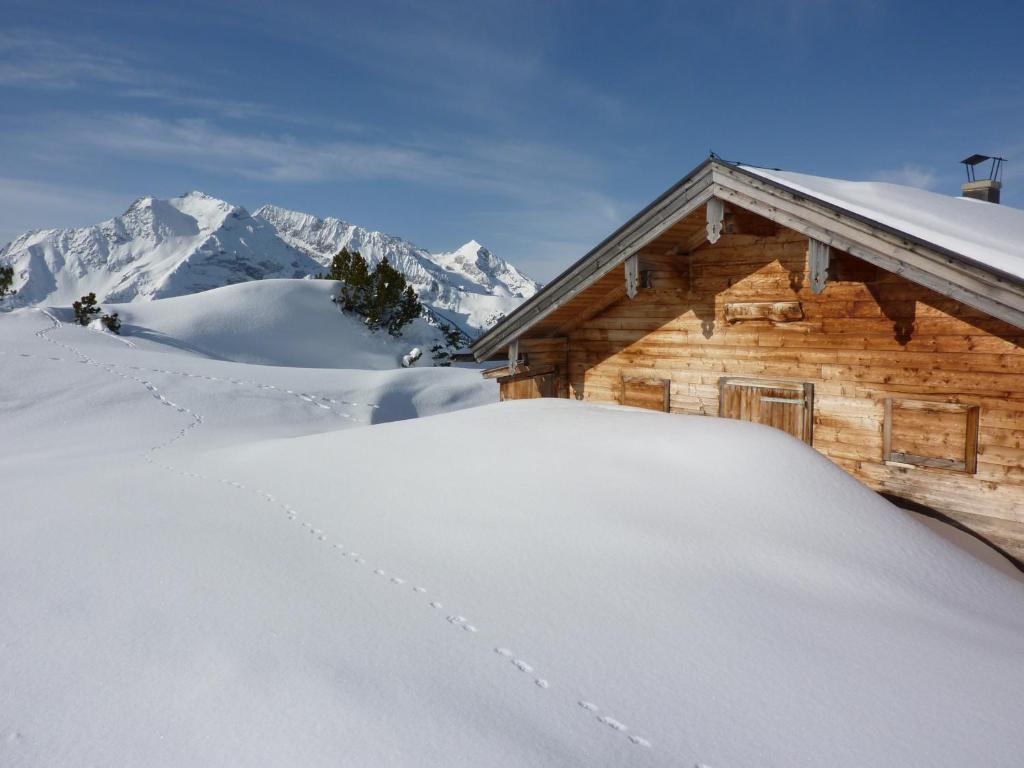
625, 254, 639, 299
809, 239, 831, 294
507, 337, 519, 376
706, 197, 724, 244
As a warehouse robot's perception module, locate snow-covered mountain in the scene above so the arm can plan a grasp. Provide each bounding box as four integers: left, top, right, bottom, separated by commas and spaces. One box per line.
0, 193, 538, 331
254, 205, 537, 329
1, 192, 322, 308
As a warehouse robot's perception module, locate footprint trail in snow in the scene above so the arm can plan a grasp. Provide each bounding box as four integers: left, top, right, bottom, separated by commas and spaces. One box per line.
30, 309, 657, 755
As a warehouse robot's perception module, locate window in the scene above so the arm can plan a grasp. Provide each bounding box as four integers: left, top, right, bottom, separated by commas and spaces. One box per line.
621, 376, 671, 412
883, 398, 980, 473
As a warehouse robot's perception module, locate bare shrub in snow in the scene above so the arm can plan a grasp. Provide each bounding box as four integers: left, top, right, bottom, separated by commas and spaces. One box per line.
101, 312, 122, 334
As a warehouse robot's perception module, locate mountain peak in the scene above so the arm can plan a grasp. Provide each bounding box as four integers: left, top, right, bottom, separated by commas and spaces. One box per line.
458, 239, 484, 253
1, 192, 538, 329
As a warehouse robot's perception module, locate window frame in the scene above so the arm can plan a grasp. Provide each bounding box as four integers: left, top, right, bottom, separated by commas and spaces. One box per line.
621, 375, 671, 413
882, 397, 980, 474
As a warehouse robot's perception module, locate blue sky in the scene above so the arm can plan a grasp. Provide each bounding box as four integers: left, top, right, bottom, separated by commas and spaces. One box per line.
1, 0, 1022, 280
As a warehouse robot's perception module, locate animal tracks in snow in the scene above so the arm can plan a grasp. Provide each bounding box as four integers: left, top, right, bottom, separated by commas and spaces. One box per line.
28, 310, 658, 756
598, 715, 627, 732
103, 361, 379, 424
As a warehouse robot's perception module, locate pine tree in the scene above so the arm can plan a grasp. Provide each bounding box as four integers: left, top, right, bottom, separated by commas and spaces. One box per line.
72, 292, 101, 325
328, 249, 355, 282
338, 250, 371, 315
0, 265, 14, 300
330, 249, 422, 337
101, 312, 121, 334
430, 321, 465, 366
392, 286, 423, 336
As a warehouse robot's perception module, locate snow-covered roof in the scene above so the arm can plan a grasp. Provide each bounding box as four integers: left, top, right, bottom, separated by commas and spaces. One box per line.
474, 157, 1024, 359
741, 165, 1024, 284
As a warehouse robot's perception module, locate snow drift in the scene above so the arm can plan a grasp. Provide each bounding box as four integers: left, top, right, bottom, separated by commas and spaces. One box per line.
103, 278, 445, 369
1, 288, 1022, 767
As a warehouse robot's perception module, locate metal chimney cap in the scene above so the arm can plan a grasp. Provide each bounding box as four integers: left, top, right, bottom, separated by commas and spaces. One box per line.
961, 153, 997, 166
960, 154, 1006, 183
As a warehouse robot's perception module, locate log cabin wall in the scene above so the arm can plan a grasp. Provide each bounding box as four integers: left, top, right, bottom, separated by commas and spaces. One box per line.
552, 227, 1024, 558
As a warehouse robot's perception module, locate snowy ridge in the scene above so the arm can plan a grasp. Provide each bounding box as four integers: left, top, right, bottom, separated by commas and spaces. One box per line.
254, 204, 538, 329
1, 192, 321, 307
0, 191, 536, 331
0, 193, 538, 331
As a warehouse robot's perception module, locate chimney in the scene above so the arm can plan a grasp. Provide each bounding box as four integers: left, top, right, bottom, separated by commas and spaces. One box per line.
960, 154, 1005, 203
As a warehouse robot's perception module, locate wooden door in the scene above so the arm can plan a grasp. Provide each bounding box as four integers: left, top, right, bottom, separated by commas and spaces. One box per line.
719, 378, 814, 444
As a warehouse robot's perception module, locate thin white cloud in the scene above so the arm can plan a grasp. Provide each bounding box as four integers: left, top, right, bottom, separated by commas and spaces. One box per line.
872, 164, 940, 189
0, 30, 297, 123
44, 113, 602, 200
117, 88, 277, 121
3, 113, 623, 278
0, 30, 138, 89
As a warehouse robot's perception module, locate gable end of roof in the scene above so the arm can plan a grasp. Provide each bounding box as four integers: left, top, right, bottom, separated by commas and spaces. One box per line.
473, 158, 1024, 359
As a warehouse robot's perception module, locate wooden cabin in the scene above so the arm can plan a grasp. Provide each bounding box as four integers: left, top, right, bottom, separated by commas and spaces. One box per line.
472, 157, 1024, 562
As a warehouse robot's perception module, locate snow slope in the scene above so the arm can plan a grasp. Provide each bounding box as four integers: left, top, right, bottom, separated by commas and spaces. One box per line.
0, 193, 537, 332
103, 278, 447, 370
1, 294, 1023, 766
744, 165, 1024, 281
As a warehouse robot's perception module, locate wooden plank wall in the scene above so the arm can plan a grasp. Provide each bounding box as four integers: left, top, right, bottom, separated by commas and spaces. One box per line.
558, 229, 1024, 558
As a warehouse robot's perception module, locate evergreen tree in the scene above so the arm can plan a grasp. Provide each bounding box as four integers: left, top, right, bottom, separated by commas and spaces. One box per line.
328, 248, 422, 336
393, 286, 423, 336
0, 265, 14, 300
72, 292, 101, 325
328, 249, 355, 282
430, 321, 465, 366
101, 312, 122, 334
338, 250, 371, 315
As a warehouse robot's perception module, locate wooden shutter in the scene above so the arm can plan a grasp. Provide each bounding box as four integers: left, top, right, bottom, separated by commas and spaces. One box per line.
621, 376, 670, 412
718, 378, 814, 444
883, 398, 979, 473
